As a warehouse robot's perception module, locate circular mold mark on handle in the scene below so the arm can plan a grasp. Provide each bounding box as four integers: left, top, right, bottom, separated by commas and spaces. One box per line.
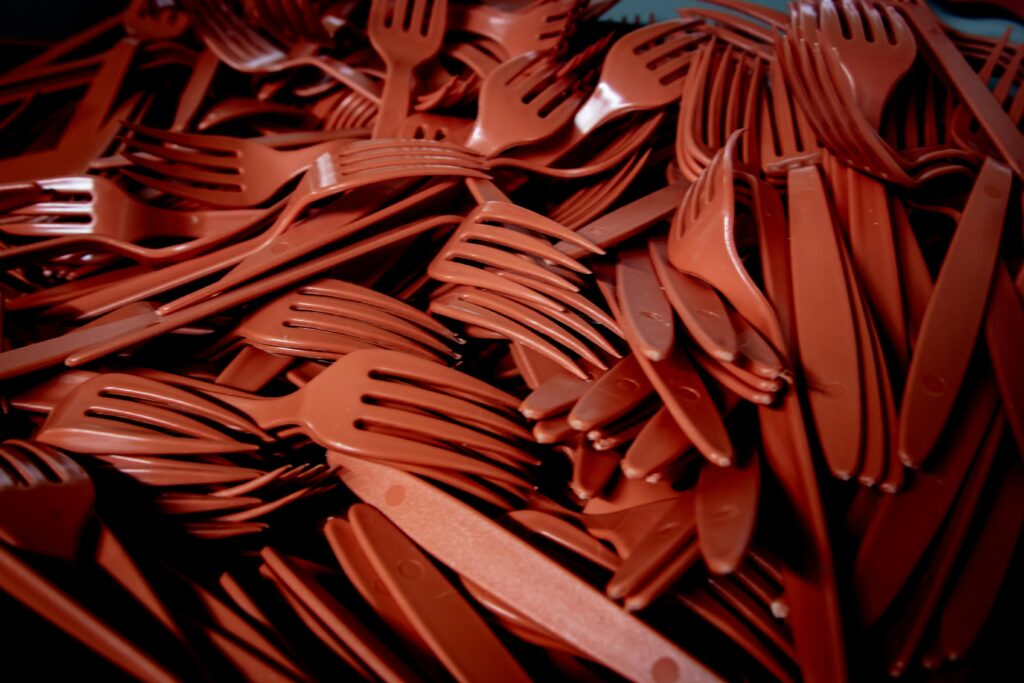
614, 378, 641, 392
397, 560, 423, 580
652, 656, 680, 683
675, 386, 701, 402
385, 485, 406, 507
922, 373, 946, 396
712, 504, 739, 521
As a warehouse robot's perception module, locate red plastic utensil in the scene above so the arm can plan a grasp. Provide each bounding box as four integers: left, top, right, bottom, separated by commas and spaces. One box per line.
348, 503, 531, 683
787, 164, 862, 480
855, 378, 1000, 625
333, 453, 724, 683
695, 450, 760, 575
899, 157, 1011, 467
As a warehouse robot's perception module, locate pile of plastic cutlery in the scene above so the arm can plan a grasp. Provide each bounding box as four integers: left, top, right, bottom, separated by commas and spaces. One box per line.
1, 0, 1022, 680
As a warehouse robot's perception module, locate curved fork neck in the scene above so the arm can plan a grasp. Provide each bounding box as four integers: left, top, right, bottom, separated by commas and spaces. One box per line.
211, 387, 305, 433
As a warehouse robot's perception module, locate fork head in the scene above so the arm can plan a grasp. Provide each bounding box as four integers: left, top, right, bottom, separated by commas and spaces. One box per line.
0, 439, 94, 560
428, 200, 602, 311
36, 373, 271, 456
780, 10, 920, 185
427, 201, 620, 379
231, 278, 461, 362
601, 19, 707, 108
469, 52, 591, 156
818, 0, 916, 128
430, 284, 620, 380
290, 348, 537, 490
183, 0, 288, 71
368, 0, 448, 67
302, 138, 490, 198
121, 123, 399, 208
759, 51, 821, 175
676, 38, 763, 181
119, 122, 285, 208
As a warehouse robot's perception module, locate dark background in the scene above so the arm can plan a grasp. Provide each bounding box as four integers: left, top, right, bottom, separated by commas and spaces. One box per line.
1, 0, 125, 42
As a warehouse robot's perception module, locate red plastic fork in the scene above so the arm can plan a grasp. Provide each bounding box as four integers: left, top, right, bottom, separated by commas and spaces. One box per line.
368, 0, 448, 137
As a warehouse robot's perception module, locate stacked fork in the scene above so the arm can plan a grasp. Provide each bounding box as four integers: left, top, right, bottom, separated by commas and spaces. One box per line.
1, 3, 1023, 682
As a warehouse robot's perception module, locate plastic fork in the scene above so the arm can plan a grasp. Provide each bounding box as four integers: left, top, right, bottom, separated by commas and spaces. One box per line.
196, 348, 537, 492
426, 200, 620, 377
155, 142, 488, 313
214, 278, 460, 390
61, 203, 462, 366
34, 372, 270, 456
759, 51, 821, 178
182, 0, 381, 103
547, 148, 651, 230
781, 5, 966, 186
55, 184, 456, 322
0, 175, 268, 262
368, 0, 448, 137
781, 7, 906, 181
532, 19, 706, 165
427, 200, 606, 314
120, 123, 369, 208
430, 285, 619, 380
676, 39, 764, 181
818, 0, 916, 129
668, 131, 784, 346
466, 51, 590, 157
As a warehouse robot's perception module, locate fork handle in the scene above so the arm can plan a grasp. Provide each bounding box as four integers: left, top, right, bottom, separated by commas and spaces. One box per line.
373, 63, 415, 138
336, 455, 722, 683
898, 158, 1011, 466
0, 542, 178, 683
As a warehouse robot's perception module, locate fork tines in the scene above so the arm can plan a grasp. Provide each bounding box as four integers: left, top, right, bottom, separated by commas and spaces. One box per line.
428, 201, 621, 377
36, 372, 272, 455
0, 439, 89, 487
224, 278, 463, 363
349, 349, 538, 479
